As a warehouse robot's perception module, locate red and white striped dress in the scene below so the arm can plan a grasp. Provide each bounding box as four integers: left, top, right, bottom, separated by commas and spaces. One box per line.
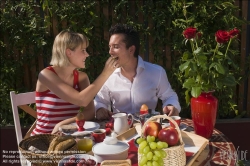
31, 67, 80, 135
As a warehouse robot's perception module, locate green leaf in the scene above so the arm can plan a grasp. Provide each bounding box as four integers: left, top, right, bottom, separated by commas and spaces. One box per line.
215, 63, 225, 74
223, 75, 236, 86
191, 87, 202, 98
179, 61, 190, 72
193, 47, 202, 54
183, 51, 191, 60
183, 78, 196, 89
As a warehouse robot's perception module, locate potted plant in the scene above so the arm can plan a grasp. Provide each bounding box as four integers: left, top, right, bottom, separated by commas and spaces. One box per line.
178, 27, 240, 138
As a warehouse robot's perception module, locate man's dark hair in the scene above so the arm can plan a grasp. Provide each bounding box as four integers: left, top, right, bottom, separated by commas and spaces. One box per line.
109, 23, 140, 57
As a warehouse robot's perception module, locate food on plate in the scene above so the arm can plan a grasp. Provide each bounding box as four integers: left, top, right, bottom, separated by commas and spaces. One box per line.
144, 121, 162, 137
60, 124, 78, 134
76, 107, 85, 131
54, 137, 75, 154
158, 126, 179, 146
140, 104, 148, 115
64, 157, 96, 166
47, 135, 75, 154
137, 135, 167, 166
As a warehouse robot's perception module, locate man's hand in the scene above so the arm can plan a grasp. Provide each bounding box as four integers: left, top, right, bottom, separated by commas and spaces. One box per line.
163, 105, 179, 116
96, 107, 113, 120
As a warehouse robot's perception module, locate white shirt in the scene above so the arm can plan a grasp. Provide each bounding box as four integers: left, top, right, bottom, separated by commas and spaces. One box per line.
94, 56, 181, 114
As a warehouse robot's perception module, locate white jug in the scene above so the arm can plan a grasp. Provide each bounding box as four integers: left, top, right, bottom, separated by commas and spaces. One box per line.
112, 113, 134, 135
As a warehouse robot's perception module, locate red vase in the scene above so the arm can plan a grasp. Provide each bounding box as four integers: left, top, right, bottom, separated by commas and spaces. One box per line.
191, 91, 218, 139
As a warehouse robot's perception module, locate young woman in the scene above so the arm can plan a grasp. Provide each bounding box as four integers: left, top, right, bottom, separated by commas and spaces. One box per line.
32, 30, 118, 135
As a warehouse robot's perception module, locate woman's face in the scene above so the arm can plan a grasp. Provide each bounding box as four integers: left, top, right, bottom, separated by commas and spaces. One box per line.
68, 43, 89, 68
109, 34, 134, 68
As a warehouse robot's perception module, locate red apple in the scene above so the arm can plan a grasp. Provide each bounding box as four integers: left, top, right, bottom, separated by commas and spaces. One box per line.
144, 121, 162, 137
105, 122, 114, 129
158, 126, 179, 146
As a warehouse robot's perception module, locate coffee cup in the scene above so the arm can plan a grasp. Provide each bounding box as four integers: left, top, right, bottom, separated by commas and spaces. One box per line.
91, 129, 106, 143
169, 116, 181, 127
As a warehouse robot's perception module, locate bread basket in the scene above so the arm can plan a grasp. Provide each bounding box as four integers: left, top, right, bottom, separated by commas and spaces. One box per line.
19, 134, 78, 166
138, 114, 186, 166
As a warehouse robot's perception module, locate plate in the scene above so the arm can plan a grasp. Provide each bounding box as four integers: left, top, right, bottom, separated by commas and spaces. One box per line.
59, 121, 100, 135
162, 123, 187, 131
58, 154, 97, 166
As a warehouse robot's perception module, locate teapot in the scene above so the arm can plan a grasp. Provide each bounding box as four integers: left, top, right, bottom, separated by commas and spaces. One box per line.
112, 113, 134, 135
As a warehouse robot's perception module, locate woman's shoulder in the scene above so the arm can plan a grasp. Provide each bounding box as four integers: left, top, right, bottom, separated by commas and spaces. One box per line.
77, 70, 89, 80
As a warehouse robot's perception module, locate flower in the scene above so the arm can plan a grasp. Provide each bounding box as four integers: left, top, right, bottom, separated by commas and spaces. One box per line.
179, 27, 240, 99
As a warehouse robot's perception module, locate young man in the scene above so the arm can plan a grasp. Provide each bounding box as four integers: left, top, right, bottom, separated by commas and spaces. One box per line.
94, 23, 181, 120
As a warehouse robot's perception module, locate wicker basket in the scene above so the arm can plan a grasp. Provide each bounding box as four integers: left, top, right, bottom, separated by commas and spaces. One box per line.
19, 134, 78, 166
138, 114, 186, 166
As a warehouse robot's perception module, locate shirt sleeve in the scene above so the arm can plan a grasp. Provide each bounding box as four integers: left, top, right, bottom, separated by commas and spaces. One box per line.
156, 68, 181, 112
94, 85, 110, 111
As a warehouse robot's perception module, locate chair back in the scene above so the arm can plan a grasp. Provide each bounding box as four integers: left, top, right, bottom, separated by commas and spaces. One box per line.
10, 91, 37, 166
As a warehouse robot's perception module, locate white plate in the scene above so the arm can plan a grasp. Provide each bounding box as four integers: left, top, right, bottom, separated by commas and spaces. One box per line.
161, 123, 187, 131
60, 121, 100, 135
58, 154, 97, 166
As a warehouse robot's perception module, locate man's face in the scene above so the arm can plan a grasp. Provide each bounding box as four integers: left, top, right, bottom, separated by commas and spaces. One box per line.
109, 34, 134, 67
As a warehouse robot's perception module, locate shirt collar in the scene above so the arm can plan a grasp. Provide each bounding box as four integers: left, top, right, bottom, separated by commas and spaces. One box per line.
114, 55, 145, 75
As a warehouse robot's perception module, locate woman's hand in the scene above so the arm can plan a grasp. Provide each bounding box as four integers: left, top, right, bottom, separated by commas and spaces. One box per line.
163, 105, 179, 116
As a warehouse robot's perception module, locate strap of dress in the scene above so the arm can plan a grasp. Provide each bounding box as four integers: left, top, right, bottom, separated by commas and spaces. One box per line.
73, 70, 80, 91
46, 66, 57, 75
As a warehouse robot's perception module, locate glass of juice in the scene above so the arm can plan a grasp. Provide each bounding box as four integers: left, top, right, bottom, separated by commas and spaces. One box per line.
77, 138, 93, 153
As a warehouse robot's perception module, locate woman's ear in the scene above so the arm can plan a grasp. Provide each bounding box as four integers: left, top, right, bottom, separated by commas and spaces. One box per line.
66, 48, 71, 57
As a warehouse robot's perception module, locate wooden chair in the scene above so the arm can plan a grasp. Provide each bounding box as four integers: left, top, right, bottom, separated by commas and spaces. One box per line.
10, 91, 37, 166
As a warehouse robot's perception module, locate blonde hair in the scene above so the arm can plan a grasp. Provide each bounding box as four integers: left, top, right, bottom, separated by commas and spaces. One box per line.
50, 30, 89, 67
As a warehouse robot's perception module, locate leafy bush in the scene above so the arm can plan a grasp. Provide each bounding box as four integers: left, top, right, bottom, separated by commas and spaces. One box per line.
0, 0, 248, 126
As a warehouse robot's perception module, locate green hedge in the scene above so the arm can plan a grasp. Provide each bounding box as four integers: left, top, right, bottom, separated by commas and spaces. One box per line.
0, 0, 248, 127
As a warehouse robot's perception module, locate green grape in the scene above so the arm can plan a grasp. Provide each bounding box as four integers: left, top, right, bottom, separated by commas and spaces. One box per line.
158, 158, 164, 166
152, 155, 158, 161
156, 141, 164, 149
139, 156, 148, 166
137, 137, 145, 144
159, 149, 166, 158
150, 136, 155, 142
139, 140, 148, 149
138, 146, 144, 154
146, 151, 153, 160
152, 161, 159, 166
154, 150, 162, 157
162, 142, 168, 148
143, 146, 150, 154
146, 161, 153, 166
146, 135, 152, 142
149, 142, 157, 149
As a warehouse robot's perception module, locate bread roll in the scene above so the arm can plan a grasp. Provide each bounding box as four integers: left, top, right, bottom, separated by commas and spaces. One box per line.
47, 135, 73, 153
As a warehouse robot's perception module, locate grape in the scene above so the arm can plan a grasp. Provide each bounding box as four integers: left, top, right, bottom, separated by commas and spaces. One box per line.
152, 161, 159, 166
138, 146, 144, 154
154, 150, 162, 157
149, 142, 157, 149
162, 142, 168, 148
147, 135, 155, 142
156, 141, 164, 149
139, 140, 148, 149
143, 146, 150, 154
137, 137, 145, 144
158, 158, 164, 166
147, 161, 153, 166
159, 149, 167, 158
146, 151, 153, 160
139, 156, 148, 165
152, 155, 159, 161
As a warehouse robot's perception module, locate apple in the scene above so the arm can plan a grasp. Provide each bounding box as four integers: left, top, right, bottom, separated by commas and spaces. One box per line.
144, 121, 162, 137
105, 128, 112, 135
158, 126, 179, 146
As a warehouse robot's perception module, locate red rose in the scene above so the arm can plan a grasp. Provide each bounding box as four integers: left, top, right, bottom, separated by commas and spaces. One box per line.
229, 28, 239, 38
215, 30, 230, 44
183, 27, 197, 39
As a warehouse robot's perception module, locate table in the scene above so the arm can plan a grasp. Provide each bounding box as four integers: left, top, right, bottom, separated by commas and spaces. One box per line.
95, 118, 237, 166
182, 119, 237, 166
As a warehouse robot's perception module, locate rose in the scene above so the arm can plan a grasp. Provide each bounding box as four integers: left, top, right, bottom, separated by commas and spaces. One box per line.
215, 30, 230, 44
229, 28, 239, 38
183, 27, 197, 39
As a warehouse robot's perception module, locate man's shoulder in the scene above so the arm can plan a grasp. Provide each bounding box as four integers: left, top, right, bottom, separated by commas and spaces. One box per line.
143, 61, 165, 71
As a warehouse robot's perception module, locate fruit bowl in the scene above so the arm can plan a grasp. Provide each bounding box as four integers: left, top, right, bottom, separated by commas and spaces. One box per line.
58, 154, 97, 166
